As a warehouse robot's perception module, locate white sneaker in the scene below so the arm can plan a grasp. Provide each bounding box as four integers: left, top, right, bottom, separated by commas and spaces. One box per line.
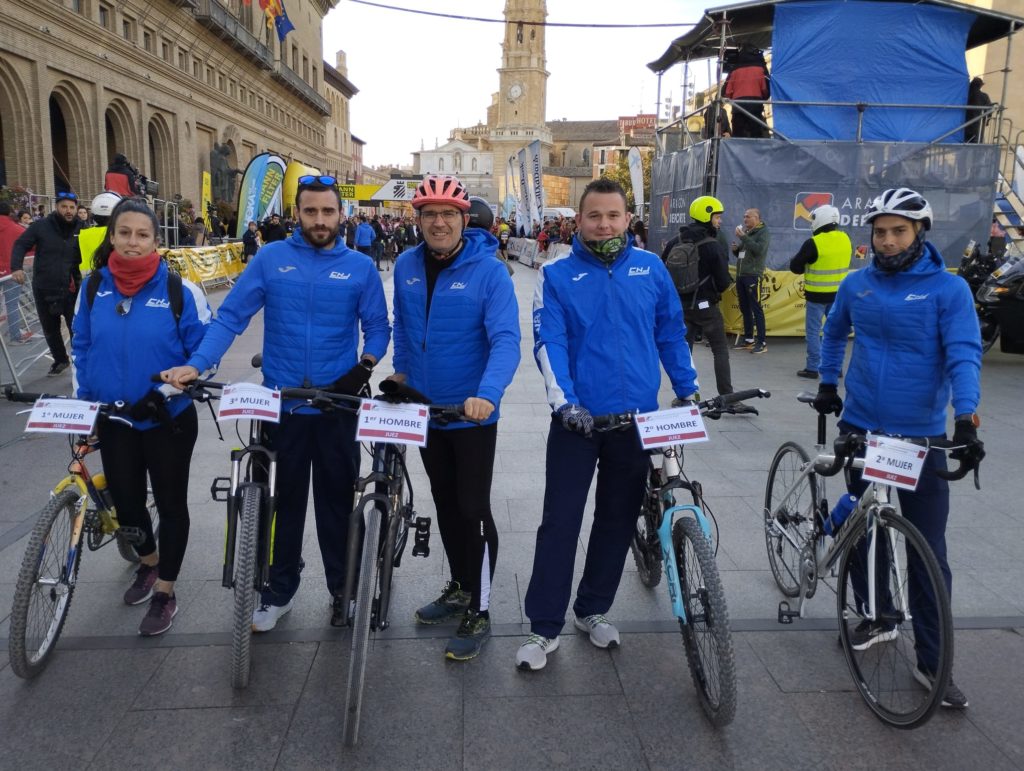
252, 600, 293, 632
573, 613, 620, 649
515, 634, 560, 671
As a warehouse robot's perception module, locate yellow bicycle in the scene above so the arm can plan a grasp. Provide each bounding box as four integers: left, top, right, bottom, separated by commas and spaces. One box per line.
5, 389, 157, 678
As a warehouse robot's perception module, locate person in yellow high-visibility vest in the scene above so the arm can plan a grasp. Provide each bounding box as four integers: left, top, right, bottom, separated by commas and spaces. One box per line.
789, 204, 852, 379
76, 192, 121, 274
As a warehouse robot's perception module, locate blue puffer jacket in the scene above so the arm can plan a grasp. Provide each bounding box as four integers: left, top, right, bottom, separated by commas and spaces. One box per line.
820, 241, 981, 436
72, 261, 211, 430
188, 232, 390, 403
533, 237, 699, 415
392, 228, 520, 428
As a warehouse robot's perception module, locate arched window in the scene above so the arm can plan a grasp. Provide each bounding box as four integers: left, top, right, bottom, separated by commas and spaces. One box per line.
438, 157, 445, 171
471, 157, 478, 172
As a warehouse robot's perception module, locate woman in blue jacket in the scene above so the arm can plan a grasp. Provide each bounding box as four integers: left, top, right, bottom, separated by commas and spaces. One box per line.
72, 197, 211, 636
813, 188, 984, 709
391, 175, 520, 661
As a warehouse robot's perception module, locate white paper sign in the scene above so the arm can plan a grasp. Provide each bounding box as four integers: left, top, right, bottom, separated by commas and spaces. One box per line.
25, 399, 101, 434
863, 434, 927, 491
356, 399, 430, 447
217, 383, 282, 423
635, 406, 709, 449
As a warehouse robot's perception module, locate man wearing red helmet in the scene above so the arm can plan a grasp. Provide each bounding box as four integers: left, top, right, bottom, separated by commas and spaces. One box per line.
391, 174, 520, 660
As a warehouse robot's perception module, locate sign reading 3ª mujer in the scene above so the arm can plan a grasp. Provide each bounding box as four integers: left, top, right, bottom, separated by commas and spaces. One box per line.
218, 383, 282, 423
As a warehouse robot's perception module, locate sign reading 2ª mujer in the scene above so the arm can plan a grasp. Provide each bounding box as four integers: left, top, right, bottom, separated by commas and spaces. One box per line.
217, 383, 282, 423
356, 399, 430, 447
635, 406, 709, 450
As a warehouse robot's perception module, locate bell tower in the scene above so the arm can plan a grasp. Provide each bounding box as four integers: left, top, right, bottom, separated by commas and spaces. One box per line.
496, 0, 548, 129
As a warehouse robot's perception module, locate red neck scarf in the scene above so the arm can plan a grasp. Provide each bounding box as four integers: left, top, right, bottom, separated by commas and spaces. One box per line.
107, 251, 161, 297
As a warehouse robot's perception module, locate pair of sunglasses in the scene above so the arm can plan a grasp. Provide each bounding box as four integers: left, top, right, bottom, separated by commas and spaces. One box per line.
55, 191, 79, 202
297, 175, 337, 186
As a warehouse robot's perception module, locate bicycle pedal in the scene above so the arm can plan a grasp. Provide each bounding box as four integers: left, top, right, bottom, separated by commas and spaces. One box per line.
778, 601, 799, 624
116, 526, 146, 546
411, 516, 431, 558
210, 476, 231, 502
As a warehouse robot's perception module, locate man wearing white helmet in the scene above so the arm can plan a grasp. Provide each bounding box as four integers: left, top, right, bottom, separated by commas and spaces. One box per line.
77, 191, 122, 274
789, 203, 852, 378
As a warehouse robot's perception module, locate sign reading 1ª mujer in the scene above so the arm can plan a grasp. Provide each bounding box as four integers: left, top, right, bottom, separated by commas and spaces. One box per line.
356, 399, 430, 447
217, 383, 282, 423
25, 399, 101, 434
635, 406, 709, 450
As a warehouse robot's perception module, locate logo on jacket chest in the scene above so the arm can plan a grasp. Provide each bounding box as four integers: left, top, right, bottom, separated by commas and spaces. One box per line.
406, 277, 421, 285
571, 272, 588, 282
904, 293, 929, 302
329, 271, 351, 280
628, 266, 650, 277
449, 281, 467, 290
278, 266, 297, 273
145, 298, 171, 309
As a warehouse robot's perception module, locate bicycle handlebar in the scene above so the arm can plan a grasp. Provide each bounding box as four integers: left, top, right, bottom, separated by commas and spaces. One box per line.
796, 393, 979, 483
592, 388, 771, 429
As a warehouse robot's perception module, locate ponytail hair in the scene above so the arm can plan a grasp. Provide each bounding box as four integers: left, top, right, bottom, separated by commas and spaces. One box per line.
93, 196, 160, 269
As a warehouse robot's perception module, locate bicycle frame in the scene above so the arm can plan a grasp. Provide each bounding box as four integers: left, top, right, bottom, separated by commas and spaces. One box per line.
655, 447, 714, 625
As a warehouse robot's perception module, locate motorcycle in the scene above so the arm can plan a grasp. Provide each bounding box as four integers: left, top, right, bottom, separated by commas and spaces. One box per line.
960, 246, 1024, 354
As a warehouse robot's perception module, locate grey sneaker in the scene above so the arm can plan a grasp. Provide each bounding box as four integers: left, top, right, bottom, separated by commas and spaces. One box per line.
515, 634, 560, 671
573, 613, 620, 649
124, 563, 158, 605
415, 580, 471, 625
913, 666, 968, 708
849, 619, 898, 651
252, 600, 293, 632
444, 610, 492, 661
139, 592, 177, 637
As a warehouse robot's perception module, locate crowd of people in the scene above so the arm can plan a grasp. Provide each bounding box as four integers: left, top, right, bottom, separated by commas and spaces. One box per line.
0, 171, 987, 709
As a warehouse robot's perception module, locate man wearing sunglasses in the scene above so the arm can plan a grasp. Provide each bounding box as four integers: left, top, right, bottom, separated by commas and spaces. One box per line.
163, 175, 390, 630
10, 191, 83, 376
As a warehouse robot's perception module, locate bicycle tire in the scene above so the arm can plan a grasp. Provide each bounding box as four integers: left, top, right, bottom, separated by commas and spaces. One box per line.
674, 517, 737, 727
115, 492, 161, 564
8, 489, 84, 679
837, 511, 953, 729
631, 466, 663, 588
375, 449, 408, 629
343, 499, 382, 747
764, 442, 818, 597
230, 485, 262, 690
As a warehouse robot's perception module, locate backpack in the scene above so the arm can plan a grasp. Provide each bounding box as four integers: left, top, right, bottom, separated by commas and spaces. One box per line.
86, 267, 184, 326
665, 236, 714, 298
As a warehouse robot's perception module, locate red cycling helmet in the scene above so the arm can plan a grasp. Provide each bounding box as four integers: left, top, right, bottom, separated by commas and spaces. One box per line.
412, 175, 471, 212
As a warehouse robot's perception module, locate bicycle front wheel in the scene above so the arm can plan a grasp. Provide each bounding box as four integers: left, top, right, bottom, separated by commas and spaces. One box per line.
764, 442, 818, 597
230, 485, 262, 689
343, 499, 382, 747
631, 466, 663, 588
674, 517, 737, 727
9, 489, 84, 678
837, 512, 953, 729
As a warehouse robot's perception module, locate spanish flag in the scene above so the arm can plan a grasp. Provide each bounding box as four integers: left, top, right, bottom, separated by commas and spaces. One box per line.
259, 0, 295, 42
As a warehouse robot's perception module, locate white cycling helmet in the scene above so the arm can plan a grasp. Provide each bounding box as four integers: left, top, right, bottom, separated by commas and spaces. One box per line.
864, 188, 932, 231
810, 204, 840, 231
91, 191, 122, 218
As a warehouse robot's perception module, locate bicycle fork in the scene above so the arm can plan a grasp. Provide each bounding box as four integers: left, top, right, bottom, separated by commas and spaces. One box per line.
659, 504, 713, 625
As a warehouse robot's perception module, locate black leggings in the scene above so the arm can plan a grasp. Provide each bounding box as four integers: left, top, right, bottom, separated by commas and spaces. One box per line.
98, 404, 198, 583
419, 423, 499, 613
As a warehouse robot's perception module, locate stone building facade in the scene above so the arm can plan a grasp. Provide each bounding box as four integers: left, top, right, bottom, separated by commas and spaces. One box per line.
0, 0, 335, 209
323, 50, 358, 184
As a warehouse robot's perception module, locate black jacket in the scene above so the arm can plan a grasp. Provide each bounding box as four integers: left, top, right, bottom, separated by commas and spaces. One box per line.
262, 222, 287, 243
662, 222, 733, 307
11, 212, 81, 294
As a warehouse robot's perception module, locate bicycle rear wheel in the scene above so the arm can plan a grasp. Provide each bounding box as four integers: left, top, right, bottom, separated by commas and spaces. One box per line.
9, 489, 84, 678
230, 485, 261, 689
837, 512, 953, 729
631, 466, 663, 588
343, 498, 382, 746
673, 517, 736, 727
375, 448, 409, 629
764, 442, 818, 597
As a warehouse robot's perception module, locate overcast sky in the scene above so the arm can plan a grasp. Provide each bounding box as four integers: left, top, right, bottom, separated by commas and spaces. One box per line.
322, 1, 713, 168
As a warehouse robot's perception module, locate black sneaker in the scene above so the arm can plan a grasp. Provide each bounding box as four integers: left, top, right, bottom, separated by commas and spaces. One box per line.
330, 594, 351, 627
796, 369, 819, 379
751, 342, 768, 354
913, 667, 969, 708
47, 360, 70, 377
732, 339, 754, 350
444, 610, 491, 661
415, 580, 471, 625
849, 619, 898, 651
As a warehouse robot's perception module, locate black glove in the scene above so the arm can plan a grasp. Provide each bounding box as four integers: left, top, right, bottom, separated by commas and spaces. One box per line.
556, 404, 594, 437
950, 419, 985, 466
812, 384, 843, 417
331, 359, 374, 395
129, 390, 172, 425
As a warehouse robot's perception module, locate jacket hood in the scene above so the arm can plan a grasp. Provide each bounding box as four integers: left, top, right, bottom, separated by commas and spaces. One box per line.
446, 227, 500, 267
867, 240, 945, 278
680, 222, 717, 240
